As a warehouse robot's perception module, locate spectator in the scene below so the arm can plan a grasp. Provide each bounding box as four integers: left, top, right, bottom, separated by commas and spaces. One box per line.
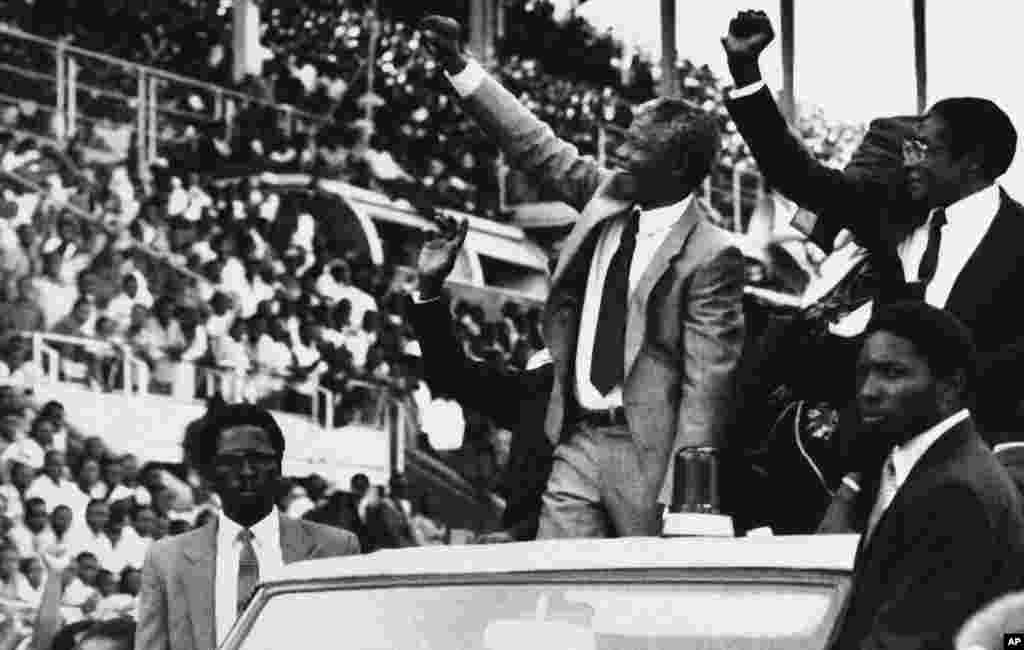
18, 554, 43, 606
68, 500, 112, 571
105, 506, 145, 575
62, 551, 99, 610
104, 273, 154, 333
0, 275, 45, 336
76, 458, 106, 501
49, 504, 74, 547
0, 335, 45, 386
31, 253, 77, 330
9, 498, 54, 558
26, 451, 86, 513
0, 544, 20, 600
131, 506, 156, 543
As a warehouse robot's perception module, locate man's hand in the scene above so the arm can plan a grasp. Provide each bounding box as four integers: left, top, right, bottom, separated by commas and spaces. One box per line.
721, 10, 774, 87
419, 15, 468, 75
721, 10, 775, 61
416, 216, 468, 299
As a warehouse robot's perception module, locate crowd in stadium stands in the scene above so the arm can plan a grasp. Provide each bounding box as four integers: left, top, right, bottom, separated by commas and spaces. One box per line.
0, 0, 864, 222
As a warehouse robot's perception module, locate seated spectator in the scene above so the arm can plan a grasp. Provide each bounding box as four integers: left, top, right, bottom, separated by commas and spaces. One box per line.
26, 451, 87, 514
104, 273, 153, 333
9, 498, 54, 558
68, 499, 112, 571
49, 504, 74, 548
0, 275, 45, 336
0, 335, 45, 386
31, 254, 77, 331
76, 458, 106, 501
103, 508, 145, 575
61, 551, 99, 610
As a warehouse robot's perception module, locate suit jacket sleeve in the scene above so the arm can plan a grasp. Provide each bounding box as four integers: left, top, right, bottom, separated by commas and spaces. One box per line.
459, 69, 610, 213
313, 521, 362, 556
409, 298, 548, 432
725, 88, 893, 255
660, 244, 746, 504
135, 544, 171, 650
860, 485, 1004, 650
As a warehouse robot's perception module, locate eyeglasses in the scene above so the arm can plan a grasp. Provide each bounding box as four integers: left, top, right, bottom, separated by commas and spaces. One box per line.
902, 137, 947, 165
213, 453, 279, 471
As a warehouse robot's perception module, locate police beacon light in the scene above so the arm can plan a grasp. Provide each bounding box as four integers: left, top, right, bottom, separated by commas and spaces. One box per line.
662, 446, 735, 537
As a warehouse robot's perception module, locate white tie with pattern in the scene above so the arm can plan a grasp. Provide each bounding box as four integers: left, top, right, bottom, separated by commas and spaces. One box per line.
865, 453, 898, 541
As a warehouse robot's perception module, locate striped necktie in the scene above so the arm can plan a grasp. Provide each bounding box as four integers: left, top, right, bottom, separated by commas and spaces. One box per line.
237, 528, 260, 615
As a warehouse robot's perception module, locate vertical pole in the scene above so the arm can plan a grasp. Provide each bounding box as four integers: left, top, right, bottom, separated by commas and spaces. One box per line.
913, 0, 927, 113
659, 0, 678, 97
779, 0, 796, 122
232, 0, 262, 83
732, 166, 743, 233
55, 43, 66, 141
365, 0, 380, 123
136, 69, 146, 179
66, 57, 78, 138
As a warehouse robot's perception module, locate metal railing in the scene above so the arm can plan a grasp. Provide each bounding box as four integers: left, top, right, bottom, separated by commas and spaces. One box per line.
0, 24, 331, 176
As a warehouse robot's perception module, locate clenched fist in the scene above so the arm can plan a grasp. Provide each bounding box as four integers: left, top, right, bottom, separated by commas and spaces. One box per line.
419, 15, 467, 75
721, 10, 775, 63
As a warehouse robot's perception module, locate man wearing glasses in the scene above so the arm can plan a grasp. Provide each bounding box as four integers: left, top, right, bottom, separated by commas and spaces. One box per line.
721, 10, 1024, 439
135, 405, 361, 650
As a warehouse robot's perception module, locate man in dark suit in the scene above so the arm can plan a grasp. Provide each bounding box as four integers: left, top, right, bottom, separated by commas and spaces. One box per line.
420, 15, 745, 538
135, 405, 361, 650
410, 218, 554, 542
827, 301, 1024, 650
721, 10, 1024, 435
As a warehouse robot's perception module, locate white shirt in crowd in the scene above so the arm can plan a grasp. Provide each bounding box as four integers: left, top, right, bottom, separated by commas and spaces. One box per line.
67, 526, 114, 570
871, 409, 971, 518
215, 511, 283, 646
104, 526, 149, 575
25, 475, 88, 513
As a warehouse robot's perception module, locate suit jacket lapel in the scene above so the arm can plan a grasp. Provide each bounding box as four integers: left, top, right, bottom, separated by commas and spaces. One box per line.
182, 519, 217, 650
853, 419, 976, 563
280, 515, 317, 564
623, 199, 703, 378
549, 174, 631, 290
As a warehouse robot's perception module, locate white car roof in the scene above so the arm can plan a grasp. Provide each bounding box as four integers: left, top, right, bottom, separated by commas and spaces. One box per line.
269, 535, 859, 584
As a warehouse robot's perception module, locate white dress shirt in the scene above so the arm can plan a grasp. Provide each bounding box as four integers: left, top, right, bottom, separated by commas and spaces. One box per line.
574, 197, 693, 410
871, 408, 970, 517
897, 183, 1000, 306
214, 511, 283, 646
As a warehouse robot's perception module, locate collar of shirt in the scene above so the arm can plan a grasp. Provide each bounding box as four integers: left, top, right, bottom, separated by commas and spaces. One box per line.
940, 183, 1001, 232
889, 409, 970, 487
637, 195, 692, 237
217, 510, 280, 554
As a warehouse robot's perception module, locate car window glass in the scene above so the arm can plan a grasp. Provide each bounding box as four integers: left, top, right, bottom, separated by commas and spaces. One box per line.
236, 580, 841, 650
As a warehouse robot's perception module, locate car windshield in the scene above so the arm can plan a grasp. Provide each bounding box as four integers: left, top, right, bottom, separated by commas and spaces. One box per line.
232, 574, 845, 650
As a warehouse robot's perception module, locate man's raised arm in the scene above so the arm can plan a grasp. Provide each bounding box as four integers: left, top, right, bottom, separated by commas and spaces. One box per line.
720, 10, 884, 248
419, 15, 608, 213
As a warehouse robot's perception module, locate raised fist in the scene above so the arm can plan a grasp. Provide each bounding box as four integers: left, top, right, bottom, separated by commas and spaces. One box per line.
419, 15, 466, 73
721, 9, 775, 62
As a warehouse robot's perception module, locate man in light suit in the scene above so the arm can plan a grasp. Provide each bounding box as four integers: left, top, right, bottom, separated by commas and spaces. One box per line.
135, 405, 360, 650
420, 17, 745, 538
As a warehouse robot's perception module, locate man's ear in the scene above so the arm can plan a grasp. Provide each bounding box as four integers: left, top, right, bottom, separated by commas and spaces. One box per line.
938, 368, 967, 410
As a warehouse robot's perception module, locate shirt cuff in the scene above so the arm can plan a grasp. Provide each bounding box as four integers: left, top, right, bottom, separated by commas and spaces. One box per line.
445, 60, 487, 98
411, 291, 442, 305
728, 80, 766, 100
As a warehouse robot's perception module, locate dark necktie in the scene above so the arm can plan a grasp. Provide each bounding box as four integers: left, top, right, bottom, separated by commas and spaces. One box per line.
909, 208, 947, 298
237, 528, 259, 615
590, 208, 641, 395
